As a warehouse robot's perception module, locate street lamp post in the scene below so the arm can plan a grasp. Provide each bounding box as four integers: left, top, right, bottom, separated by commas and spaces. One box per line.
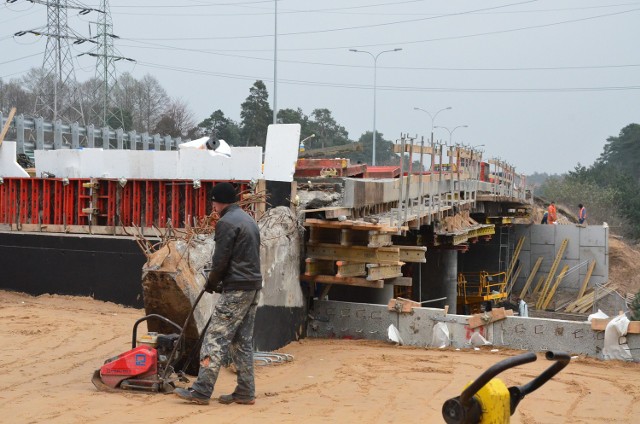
413, 106, 452, 170
435, 125, 468, 198
350, 47, 402, 166
273, 0, 278, 124
435, 125, 469, 147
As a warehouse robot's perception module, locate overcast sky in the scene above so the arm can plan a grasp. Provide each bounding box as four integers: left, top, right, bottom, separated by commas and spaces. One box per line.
2, 0, 639, 175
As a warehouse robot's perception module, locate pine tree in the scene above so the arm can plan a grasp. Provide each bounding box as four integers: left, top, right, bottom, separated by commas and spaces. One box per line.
630, 291, 640, 321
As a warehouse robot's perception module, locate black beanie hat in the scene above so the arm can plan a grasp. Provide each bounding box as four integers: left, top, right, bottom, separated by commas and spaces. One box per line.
211, 182, 237, 204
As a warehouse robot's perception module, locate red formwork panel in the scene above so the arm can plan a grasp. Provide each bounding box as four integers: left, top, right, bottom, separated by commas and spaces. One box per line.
53, 180, 63, 225
19, 179, 29, 224
171, 182, 180, 226
9, 179, 18, 225
196, 183, 207, 218
145, 181, 154, 227
42, 180, 51, 224
0, 183, 4, 222
77, 179, 91, 225
122, 182, 133, 227
158, 182, 166, 226
107, 181, 117, 226
184, 184, 194, 227
0, 178, 252, 229
64, 182, 75, 226
132, 181, 142, 226
31, 179, 40, 224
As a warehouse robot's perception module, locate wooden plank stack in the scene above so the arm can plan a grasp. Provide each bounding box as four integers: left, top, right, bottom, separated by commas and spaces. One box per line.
302, 218, 426, 288
564, 282, 614, 313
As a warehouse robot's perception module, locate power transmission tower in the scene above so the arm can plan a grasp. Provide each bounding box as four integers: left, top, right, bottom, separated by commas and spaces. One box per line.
81, 0, 134, 130
12, 0, 98, 124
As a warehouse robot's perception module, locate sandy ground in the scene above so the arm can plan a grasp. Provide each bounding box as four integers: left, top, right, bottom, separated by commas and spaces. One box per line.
1, 290, 639, 424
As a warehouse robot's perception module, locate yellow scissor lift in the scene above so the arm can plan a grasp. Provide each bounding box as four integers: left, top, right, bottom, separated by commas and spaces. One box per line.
457, 271, 508, 314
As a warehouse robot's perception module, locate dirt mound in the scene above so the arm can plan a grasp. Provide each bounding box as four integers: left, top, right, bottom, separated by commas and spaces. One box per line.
608, 237, 640, 296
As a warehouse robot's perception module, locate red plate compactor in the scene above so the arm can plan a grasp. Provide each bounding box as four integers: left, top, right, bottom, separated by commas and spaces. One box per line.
92, 313, 189, 393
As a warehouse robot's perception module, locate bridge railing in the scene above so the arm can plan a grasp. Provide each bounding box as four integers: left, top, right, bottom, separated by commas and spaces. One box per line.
0, 112, 184, 154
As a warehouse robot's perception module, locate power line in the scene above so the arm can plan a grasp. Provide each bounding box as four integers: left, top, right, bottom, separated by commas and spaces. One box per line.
109, 0, 276, 8
121, 0, 538, 41
119, 39, 640, 73
136, 60, 640, 93
109, 0, 430, 16
0, 52, 44, 66
109, 1, 640, 17
118, 5, 640, 54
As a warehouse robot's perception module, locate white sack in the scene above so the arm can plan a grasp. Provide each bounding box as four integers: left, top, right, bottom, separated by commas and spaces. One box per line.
430, 322, 450, 348
602, 315, 632, 361
588, 309, 609, 322
387, 324, 404, 345
469, 332, 492, 347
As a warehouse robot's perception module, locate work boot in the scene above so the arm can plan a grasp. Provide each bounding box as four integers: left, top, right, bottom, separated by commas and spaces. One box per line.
174, 387, 210, 405
218, 393, 255, 405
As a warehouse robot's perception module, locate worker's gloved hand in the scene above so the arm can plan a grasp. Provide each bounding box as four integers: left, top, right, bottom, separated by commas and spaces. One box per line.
205, 279, 222, 294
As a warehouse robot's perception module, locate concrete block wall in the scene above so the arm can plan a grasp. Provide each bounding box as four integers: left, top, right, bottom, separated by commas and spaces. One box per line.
513, 224, 608, 295
309, 300, 639, 360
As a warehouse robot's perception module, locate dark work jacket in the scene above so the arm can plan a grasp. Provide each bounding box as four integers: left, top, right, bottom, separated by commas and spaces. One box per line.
207, 204, 262, 291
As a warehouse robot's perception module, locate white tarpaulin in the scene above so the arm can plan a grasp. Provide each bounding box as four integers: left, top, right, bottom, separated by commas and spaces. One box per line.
602, 314, 633, 361
430, 322, 451, 348
387, 324, 404, 345
178, 136, 231, 157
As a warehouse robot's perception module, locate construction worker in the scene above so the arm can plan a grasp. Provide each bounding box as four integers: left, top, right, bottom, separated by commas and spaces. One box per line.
578, 203, 587, 225
174, 182, 262, 406
540, 210, 548, 224
548, 201, 557, 225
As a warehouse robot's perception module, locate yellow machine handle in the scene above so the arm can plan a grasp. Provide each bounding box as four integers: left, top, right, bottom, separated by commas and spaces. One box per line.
442, 351, 570, 424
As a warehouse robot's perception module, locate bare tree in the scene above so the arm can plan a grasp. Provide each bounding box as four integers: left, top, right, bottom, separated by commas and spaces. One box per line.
0, 78, 33, 114
136, 74, 168, 133
164, 98, 195, 137
112, 72, 139, 127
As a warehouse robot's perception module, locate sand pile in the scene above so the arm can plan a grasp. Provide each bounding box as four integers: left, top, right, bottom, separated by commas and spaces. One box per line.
1, 290, 638, 423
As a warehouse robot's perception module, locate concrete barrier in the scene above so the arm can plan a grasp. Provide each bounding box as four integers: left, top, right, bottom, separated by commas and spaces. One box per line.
308, 300, 640, 360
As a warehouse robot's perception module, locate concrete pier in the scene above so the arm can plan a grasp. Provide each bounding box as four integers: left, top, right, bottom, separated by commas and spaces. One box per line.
420, 249, 458, 313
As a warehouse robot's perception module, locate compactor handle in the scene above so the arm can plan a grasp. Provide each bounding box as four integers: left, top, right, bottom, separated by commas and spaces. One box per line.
508, 351, 571, 414
132, 314, 182, 349
442, 351, 570, 424
459, 352, 537, 406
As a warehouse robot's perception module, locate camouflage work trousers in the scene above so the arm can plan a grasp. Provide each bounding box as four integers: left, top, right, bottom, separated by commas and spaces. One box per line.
191, 289, 260, 400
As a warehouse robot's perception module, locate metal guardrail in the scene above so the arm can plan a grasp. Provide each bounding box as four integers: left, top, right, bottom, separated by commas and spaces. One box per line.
0, 112, 183, 154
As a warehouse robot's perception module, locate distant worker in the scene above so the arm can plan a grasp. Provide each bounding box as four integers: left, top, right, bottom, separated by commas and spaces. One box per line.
540, 210, 548, 225
174, 182, 262, 406
548, 201, 557, 225
578, 203, 587, 225
518, 297, 529, 317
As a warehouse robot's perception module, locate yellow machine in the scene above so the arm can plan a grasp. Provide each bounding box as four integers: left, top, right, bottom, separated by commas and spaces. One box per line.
457, 271, 508, 314
442, 351, 570, 424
